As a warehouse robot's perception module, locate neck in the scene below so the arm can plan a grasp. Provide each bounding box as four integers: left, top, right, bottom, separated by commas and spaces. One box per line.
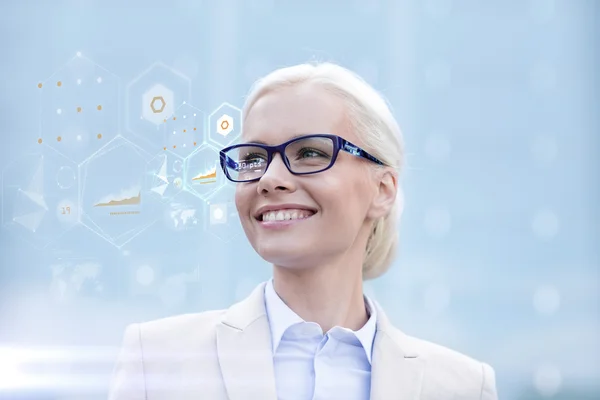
272, 258, 368, 333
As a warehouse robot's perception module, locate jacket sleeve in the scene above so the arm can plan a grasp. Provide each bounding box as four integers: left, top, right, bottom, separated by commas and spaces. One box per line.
480, 362, 498, 400
107, 323, 147, 400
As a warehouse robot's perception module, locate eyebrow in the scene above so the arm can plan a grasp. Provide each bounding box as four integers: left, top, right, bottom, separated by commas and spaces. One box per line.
240, 133, 314, 145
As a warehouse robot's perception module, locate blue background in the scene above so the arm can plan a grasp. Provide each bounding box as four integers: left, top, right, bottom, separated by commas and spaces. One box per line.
0, 0, 598, 399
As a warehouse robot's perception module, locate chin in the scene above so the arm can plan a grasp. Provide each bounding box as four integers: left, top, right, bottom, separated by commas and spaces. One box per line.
254, 239, 314, 268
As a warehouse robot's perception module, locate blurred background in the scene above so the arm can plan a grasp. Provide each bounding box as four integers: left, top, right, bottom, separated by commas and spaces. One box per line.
0, 0, 598, 399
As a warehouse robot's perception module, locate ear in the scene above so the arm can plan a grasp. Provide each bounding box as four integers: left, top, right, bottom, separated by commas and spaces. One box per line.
367, 168, 398, 220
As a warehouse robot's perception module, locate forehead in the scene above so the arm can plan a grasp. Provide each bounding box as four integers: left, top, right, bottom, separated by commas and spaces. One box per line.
242, 83, 353, 145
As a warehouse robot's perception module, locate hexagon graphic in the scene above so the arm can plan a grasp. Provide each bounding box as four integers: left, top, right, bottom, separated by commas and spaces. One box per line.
163, 102, 206, 159
217, 114, 234, 136
126, 62, 192, 151
186, 144, 226, 200
142, 84, 174, 124
151, 96, 166, 113
204, 183, 242, 242
79, 136, 162, 248
145, 152, 185, 203
208, 102, 242, 149
37, 53, 120, 164
1, 147, 80, 249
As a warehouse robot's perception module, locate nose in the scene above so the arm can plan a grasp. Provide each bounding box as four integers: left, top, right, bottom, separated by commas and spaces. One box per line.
256, 152, 296, 195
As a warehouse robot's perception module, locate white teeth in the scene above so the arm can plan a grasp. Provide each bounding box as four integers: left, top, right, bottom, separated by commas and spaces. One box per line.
261, 209, 314, 222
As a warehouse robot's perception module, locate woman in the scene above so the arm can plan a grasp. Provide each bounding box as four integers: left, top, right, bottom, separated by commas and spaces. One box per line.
109, 62, 498, 400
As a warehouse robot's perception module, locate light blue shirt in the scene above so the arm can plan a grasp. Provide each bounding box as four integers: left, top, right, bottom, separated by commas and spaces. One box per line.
264, 279, 377, 400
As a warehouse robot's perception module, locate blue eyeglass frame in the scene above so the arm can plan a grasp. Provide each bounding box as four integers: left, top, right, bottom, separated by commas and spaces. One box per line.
219, 133, 385, 183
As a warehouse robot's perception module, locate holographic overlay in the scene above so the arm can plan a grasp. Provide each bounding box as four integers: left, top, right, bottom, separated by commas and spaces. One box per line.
37, 52, 120, 164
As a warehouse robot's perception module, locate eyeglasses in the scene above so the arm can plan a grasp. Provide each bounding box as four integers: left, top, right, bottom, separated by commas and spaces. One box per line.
219, 134, 385, 183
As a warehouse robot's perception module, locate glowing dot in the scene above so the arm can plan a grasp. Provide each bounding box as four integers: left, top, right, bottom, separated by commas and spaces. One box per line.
213, 208, 224, 220
534, 364, 562, 397
56, 109, 62, 115
57, 81, 62, 87
97, 133, 102, 139
97, 77, 102, 83
97, 105, 102, 111
183, 115, 187, 119
172, 130, 176, 135
76, 79, 82, 85
533, 285, 560, 316
193, 113, 197, 117
136, 265, 155, 286
532, 209, 559, 239
76, 52, 82, 57
37, 138, 42, 144
37, 83, 42, 89
77, 135, 82, 141
183, 144, 187, 148
77, 107, 82, 113
57, 136, 62, 142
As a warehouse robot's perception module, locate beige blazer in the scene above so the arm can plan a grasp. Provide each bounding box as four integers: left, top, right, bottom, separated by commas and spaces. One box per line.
108, 282, 498, 399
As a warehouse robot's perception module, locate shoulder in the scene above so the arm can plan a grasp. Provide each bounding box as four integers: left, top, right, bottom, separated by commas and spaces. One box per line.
123, 310, 227, 353
388, 329, 497, 399
406, 332, 485, 372
139, 309, 226, 336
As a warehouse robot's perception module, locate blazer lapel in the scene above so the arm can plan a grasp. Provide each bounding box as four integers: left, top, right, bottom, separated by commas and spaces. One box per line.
370, 303, 425, 400
216, 282, 277, 400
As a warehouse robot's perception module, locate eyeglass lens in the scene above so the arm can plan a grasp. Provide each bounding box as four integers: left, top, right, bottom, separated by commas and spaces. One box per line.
224, 136, 335, 181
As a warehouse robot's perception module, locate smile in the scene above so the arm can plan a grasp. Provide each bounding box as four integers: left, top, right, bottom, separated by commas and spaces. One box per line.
260, 209, 316, 222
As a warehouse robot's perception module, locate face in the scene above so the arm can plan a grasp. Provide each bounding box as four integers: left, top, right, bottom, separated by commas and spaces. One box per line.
235, 83, 394, 270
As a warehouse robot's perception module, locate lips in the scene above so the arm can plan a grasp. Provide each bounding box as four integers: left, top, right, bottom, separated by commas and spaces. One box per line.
254, 204, 318, 220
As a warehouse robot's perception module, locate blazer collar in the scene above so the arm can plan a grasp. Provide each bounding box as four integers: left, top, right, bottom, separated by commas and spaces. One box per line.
217, 282, 277, 400
369, 298, 425, 400
217, 282, 425, 400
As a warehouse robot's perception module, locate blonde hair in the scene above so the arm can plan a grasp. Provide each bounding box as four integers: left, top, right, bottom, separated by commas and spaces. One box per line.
242, 62, 405, 280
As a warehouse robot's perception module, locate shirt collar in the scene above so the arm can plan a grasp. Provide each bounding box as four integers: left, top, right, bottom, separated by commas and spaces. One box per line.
264, 278, 378, 364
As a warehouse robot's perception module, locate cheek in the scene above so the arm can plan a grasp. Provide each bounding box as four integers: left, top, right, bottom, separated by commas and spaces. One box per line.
234, 185, 252, 217
318, 172, 372, 223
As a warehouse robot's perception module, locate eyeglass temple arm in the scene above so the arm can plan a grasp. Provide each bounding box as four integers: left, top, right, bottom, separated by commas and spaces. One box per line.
341, 140, 384, 166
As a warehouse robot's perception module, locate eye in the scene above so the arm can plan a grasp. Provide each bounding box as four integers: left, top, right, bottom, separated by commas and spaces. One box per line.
297, 147, 328, 159
242, 152, 267, 163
